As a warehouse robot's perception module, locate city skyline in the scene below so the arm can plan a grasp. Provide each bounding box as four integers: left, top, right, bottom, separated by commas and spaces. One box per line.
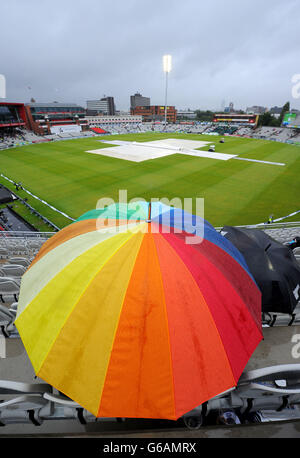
21, 94, 295, 116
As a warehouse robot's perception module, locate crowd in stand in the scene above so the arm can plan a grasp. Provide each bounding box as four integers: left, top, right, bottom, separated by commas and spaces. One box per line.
0, 127, 29, 149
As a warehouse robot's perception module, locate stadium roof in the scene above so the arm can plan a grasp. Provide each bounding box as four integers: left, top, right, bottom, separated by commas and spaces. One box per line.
26, 103, 84, 108
0, 102, 25, 106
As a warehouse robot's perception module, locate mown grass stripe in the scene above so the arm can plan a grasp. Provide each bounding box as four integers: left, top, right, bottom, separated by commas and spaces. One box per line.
0, 133, 299, 228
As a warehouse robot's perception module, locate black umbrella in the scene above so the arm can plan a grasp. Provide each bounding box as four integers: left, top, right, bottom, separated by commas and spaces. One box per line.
286, 236, 300, 251
221, 226, 300, 314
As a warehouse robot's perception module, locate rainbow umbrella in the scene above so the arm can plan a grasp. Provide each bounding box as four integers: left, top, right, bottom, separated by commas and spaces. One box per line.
15, 202, 262, 420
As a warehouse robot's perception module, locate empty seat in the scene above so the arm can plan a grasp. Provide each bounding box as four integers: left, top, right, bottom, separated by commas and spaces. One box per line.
0, 304, 15, 324
0, 395, 49, 425
9, 302, 18, 313
0, 277, 20, 304
0, 248, 8, 259
0, 265, 26, 277
8, 257, 30, 267
0, 276, 20, 285
5, 246, 28, 256
26, 241, 43, 249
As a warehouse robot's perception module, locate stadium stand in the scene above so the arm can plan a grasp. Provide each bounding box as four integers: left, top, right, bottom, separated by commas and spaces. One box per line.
0, 127, 98, 149
234, 126, 254, 137
0, 127, 45, 149
2, 121, 300, 147
252, 126, 294, 142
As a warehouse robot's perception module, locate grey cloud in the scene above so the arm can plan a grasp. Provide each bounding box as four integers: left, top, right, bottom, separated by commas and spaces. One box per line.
1, 0, 299, 111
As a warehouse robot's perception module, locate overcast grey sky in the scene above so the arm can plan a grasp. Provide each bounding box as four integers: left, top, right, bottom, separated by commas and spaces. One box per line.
1, 0, 299, 111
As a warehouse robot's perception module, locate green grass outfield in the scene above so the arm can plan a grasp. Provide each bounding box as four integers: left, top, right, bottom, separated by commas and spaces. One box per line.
0, 132, 299, 229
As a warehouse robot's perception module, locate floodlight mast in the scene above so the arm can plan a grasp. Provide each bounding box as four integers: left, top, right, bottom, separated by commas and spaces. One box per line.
163, 55, 172, 128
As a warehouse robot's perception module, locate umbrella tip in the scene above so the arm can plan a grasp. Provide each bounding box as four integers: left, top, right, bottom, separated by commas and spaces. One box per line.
147, 202, 152, 223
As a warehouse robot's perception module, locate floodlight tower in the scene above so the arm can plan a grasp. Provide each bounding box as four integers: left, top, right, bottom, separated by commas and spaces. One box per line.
163, 55, 172, 127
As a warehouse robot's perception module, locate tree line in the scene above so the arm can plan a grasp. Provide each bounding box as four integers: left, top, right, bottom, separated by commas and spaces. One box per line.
257, 102, 290, 127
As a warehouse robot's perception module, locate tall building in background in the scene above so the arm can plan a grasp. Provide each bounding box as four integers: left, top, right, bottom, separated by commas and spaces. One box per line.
177, 109, 197, 120
130, 92, 150, 110
131, 105, 177, 123
86, 97, 115, 116
269, 106, 283, 119
224, 102, 234, 113
246, 106, 267, 115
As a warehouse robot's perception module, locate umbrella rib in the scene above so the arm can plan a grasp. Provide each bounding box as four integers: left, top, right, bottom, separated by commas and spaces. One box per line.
16, 222, 143, 318
154, 233, 237, 416
265, 243, 272, 252
151, 232, 176, 420
158, 234, 258, 388
96, 232, 149, 417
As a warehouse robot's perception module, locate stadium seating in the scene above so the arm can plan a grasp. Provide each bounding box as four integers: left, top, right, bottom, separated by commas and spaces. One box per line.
8, 257, 31, 267
234, 127, 254, 136
2, 123, 300, 148
0, 233, 50, 307
0, 278, 20, 304
0, 264, 26, 278
0, 128, 45, 149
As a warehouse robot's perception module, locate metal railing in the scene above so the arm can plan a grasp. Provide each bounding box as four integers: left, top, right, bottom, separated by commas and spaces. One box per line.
0, 231, 54, 239
216, 221, 300, 231
0, 366, 300, 429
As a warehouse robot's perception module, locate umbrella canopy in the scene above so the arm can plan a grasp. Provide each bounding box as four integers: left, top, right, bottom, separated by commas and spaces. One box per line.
287, 236, 300, 251
15, 203, 262, 420
221, 226, 300, 314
